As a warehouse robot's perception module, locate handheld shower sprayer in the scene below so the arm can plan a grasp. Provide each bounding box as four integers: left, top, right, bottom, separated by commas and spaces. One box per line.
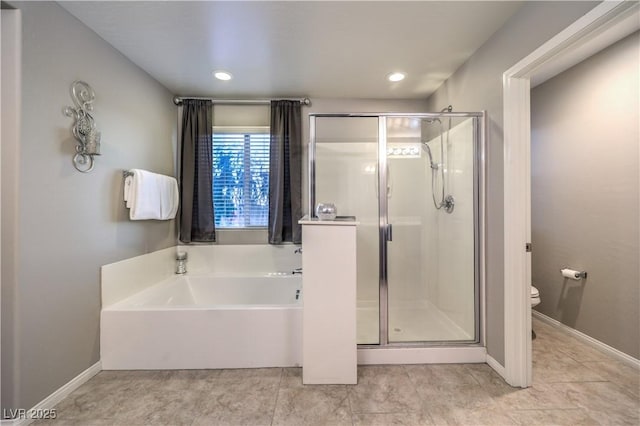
421, 142, 439, 170
421, 108, 455, 213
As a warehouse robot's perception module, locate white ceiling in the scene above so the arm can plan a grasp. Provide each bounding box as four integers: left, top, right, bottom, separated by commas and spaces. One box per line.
60, 1, 522, 99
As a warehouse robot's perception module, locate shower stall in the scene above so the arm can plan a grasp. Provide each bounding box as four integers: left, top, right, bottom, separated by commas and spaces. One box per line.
309, 112, 485, 348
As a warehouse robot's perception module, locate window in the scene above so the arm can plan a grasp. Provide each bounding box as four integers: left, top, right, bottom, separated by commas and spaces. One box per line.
212, 127, 270, 228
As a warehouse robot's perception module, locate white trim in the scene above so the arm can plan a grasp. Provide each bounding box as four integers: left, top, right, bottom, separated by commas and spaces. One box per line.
0, 362, 101, 426
507, 1, 640, 80
479, 111, 488, 350
1, 416, 25, 425
358, 346, 486, 365
486, 354, 506, 378
531, 3, 640, 87
502, 1, 639, 388
533, 311, 640, 370
1, 9, 22, 422
503, 75, 532, 388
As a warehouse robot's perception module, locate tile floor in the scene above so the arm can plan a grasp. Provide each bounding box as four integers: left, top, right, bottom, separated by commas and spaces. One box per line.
37, 318, 639, 425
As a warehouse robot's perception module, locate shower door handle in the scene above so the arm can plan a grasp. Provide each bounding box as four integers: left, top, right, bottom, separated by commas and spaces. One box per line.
387, 224, 393, 241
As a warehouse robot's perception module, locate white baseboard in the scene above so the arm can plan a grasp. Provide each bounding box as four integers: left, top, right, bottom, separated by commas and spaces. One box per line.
533, 311, 640, 369
0, 362, 101, 426
486, 353, 506, 377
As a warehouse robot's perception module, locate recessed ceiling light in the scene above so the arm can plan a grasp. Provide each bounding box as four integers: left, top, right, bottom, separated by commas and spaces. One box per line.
213, 70, 233, 81
387, 72, 406, 82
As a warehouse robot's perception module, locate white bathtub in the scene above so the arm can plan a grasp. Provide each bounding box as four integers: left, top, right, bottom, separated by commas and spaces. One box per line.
112, 275, 302, 308
100, 245, 303, 370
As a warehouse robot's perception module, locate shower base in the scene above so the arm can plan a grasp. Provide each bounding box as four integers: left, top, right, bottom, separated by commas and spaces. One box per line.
357, 300, 473, 345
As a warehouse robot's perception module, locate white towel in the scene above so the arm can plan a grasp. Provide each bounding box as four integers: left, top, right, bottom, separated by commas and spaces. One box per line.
127, 169, 179, 220
160, 177, 179, 220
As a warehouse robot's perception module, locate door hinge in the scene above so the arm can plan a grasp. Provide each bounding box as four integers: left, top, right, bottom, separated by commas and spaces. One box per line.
525, 243, 532, 252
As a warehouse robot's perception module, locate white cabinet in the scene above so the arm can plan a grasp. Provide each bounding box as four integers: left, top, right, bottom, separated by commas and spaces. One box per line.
299, 217, 358, 384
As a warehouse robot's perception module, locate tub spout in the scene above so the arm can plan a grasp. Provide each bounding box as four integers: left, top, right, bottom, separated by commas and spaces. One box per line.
176, 252, 187, 274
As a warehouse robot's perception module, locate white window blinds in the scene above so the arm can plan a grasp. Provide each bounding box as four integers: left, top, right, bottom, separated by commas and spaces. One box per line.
212, 127, 270, 228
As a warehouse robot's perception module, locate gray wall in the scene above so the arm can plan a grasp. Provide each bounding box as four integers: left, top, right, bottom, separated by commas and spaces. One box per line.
424, 1, 599, 365
531, 32, 639, 359
2, 1, 176, 410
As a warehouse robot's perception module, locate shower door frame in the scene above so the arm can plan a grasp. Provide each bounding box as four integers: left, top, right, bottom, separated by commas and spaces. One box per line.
309, 112, 486, 349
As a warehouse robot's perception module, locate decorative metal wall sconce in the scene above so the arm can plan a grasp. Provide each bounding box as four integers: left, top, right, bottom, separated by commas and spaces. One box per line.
63, 81, 101, 172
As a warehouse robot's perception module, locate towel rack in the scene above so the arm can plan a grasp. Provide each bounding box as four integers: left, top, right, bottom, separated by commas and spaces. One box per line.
123, 170, 133, 206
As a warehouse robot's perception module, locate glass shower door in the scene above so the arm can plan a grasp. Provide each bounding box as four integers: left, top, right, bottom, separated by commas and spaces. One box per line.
385, 115, 478, 343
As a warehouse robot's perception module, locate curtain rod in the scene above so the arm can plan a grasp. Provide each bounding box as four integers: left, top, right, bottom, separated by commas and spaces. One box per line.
173, 96, 311, 106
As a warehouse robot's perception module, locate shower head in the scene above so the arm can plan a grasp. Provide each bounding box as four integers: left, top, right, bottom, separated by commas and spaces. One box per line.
421, 142, 439, 170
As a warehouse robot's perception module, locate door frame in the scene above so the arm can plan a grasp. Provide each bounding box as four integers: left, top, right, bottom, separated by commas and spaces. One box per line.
1, 6, 22, 411
502, 0, 639, 387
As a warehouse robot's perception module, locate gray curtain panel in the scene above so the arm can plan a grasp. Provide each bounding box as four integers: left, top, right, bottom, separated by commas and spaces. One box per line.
179, 99, 216, 243
268, 100, 302, 244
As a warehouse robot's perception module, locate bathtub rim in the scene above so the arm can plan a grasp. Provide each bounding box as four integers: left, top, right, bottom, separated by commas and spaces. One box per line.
103, 273, 303, 311
103, 303, 303, 312
101, 244, 302, 308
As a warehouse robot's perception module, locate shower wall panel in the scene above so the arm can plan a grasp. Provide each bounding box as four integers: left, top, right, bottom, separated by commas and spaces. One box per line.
419, 118, 475, 338
314, 117, 380, 343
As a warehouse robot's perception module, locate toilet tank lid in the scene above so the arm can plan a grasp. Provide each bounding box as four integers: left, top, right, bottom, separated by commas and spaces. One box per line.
531, 286, 539, 297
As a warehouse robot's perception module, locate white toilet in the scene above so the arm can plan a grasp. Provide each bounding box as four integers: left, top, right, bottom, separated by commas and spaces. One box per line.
531, 286, 541, 307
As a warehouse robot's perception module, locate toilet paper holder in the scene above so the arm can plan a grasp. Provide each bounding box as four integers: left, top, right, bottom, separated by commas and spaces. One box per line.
560, 268, 587, 280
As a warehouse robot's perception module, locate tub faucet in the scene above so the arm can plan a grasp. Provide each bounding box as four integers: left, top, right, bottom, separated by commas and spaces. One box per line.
176, 252, 187, 275
292, 267, 303, 275
294, 247, 302, 254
